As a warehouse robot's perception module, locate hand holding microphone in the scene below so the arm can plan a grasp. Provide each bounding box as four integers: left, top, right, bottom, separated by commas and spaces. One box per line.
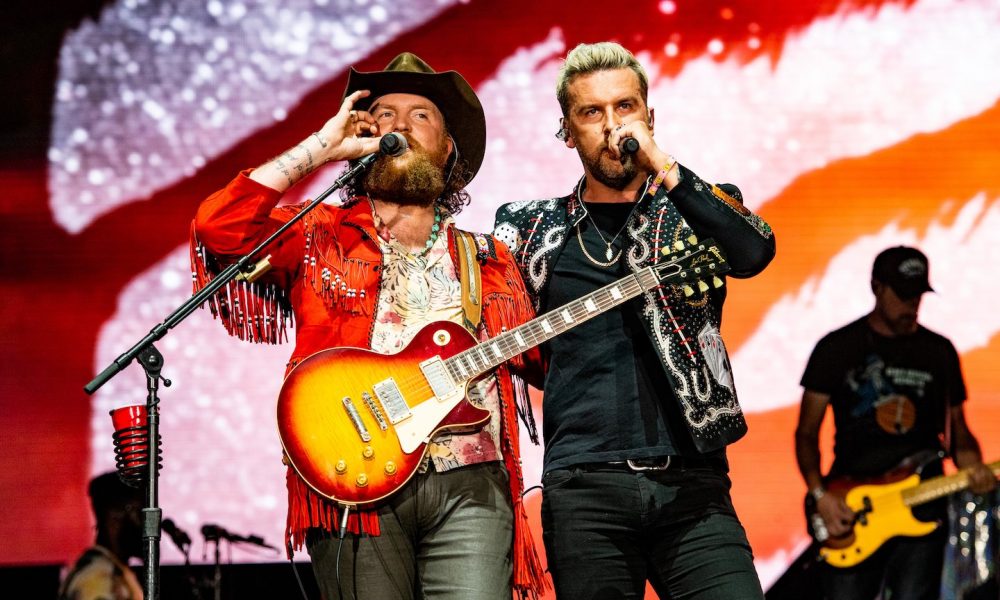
618, 136, 640, 155
608, 119, 677, 184
609, 119, 650, 159
312, 89, 382, 162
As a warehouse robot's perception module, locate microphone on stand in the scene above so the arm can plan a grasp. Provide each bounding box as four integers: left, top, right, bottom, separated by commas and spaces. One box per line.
618, 136, 640, 155
201, 523, 279, 552
379, 132, 409, 156
162, 518, 192, 554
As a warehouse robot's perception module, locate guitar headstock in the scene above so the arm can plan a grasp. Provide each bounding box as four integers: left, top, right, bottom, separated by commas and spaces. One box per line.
653, 236, 730, 296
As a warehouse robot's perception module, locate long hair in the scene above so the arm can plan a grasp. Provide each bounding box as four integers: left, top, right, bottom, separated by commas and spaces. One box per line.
556, 42, 649, 117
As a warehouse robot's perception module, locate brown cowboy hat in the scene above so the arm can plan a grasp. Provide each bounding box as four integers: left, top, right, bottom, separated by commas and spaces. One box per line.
343, 52, 486, 183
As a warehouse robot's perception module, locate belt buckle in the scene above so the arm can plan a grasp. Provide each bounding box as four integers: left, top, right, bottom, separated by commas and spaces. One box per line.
626, 457, 672, 471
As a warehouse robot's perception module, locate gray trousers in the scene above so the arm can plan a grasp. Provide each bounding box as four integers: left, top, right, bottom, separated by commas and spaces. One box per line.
307, 461, 513, 600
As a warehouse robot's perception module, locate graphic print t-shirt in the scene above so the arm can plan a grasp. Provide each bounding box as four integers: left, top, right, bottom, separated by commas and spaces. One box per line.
800, 317, 966, 477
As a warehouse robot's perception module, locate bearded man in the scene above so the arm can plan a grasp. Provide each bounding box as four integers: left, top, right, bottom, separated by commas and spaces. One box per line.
192, 53, 544, 600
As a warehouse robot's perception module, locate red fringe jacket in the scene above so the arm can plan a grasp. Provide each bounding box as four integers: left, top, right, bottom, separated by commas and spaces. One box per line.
190, 171, 547, 597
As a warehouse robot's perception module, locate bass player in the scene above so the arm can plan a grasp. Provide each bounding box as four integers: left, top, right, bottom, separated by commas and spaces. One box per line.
795, 245, 997, 600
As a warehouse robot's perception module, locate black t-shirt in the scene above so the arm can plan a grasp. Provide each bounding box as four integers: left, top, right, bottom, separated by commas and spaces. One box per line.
800, 317, 966, 478
539, 202, 697, 473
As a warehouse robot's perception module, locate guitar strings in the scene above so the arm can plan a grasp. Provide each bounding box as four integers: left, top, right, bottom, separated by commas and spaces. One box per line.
356, 255, 700, 396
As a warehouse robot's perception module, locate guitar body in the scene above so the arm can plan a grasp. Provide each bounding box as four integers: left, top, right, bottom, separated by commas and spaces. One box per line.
277, 321, 489, 506
818, 474, 939, 568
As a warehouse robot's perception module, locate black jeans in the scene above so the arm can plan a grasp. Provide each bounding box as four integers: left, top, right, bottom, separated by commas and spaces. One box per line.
541, 464, 764, 600
821, 526, 946, 600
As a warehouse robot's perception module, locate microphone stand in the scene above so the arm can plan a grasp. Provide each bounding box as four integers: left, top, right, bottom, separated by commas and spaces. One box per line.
83, 152, 379, 600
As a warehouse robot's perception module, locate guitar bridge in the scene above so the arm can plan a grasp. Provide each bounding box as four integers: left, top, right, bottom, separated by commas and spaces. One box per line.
372, 378, 411, 424
362, 392, 388, 431
342, 397, 371, 442
419, 356, 457, 399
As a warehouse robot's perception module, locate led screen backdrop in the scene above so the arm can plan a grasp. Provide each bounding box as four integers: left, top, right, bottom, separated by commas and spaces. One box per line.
2, 0, 999, 595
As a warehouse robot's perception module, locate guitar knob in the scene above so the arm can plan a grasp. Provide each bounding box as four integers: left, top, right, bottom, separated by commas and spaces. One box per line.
712, 276, 723, 288
673, 240, 685, 251
362, 446, 375, 460
687, 235, 698, 245
356, 473, 368, 487
697, 281, 709, 293
682, 285, 695, 297
384, 461, 397, 475
335, 460, 347, 474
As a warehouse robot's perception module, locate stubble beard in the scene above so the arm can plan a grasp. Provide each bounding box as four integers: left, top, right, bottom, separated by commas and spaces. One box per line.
363, 136, 449, 206
578, 143, 638, 191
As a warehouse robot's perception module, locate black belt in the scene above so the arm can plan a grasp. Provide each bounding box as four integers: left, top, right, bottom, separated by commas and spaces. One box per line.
576, 455, 722, 472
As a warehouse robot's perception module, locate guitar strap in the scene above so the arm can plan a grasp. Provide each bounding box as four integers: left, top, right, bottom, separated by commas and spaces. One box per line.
454, 230, 482, 333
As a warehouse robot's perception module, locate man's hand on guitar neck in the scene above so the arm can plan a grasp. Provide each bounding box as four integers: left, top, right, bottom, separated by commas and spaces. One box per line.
815, 492, 856, 538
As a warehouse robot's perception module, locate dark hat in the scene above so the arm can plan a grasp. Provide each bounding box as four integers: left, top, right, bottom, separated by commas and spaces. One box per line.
343, 53, 486, 183
872, 246, 934, 299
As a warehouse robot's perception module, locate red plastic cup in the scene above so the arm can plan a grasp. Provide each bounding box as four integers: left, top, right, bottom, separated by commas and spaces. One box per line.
110, 404, 149, 469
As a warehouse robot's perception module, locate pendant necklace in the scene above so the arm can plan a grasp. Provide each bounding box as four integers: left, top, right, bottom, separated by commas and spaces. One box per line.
576, 177, 649, 266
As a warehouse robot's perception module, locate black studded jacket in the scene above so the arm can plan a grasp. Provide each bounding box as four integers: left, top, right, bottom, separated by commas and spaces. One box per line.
493, 163, 776, 454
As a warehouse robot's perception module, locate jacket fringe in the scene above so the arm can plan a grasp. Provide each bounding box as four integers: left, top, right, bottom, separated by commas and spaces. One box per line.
483, 293, 548, 597
189, 221, 292, 344
284, 468, 381, 558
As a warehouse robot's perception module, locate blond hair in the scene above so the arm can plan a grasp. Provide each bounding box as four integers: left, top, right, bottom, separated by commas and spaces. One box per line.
556, 42, 649, 116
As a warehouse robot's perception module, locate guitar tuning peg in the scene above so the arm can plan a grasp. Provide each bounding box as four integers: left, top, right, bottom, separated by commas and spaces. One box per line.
712, 276, 724, 288
697, 280, 709, 293
674, 240, 685, 251
687, 235, 698, 245
683, 285, 695, 297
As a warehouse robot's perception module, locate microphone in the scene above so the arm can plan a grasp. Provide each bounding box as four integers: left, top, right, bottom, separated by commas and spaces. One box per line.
379, 132, 409, 156
162, 518, 192, 553
201, 523, 279, 551
618, 136, 640, 155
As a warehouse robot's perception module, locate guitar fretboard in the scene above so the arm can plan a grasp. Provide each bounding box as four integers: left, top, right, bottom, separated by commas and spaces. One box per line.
442, 261, 682, 384
902, 460, 1000, 507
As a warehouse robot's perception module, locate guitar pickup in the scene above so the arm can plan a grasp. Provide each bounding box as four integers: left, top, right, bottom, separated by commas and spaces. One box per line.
373, 378, 411, 424
419, 356, 457, 399
362, 392, 388, 431
342, 397, 371, 442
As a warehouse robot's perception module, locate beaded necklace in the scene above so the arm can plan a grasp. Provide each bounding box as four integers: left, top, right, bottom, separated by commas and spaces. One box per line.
418, 203, 444, 257
372, 202, 444, 258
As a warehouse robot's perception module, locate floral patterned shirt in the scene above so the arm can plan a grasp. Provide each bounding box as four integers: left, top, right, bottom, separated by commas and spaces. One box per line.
369, 206, 501, 472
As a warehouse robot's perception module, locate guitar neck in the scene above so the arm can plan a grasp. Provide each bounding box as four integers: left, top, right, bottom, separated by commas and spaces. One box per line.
444, 266, 662, 381
902, 460, 1000, 507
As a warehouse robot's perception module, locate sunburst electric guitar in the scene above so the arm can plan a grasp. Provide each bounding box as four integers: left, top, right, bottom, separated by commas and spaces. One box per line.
276, 237, 729, 506
808, 459, 1000, 568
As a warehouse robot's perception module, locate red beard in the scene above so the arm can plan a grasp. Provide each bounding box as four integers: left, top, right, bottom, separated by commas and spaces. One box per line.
363, 135, 450, 205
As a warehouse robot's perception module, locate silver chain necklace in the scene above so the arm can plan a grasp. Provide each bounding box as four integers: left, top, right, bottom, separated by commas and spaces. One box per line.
575, 177, 649, 265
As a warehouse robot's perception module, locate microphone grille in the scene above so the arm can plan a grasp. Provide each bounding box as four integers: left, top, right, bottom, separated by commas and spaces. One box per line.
380, 132, 408, 156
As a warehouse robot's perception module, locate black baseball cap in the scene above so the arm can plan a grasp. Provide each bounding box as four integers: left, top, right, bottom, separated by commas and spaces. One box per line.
872, 246, 934, 300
